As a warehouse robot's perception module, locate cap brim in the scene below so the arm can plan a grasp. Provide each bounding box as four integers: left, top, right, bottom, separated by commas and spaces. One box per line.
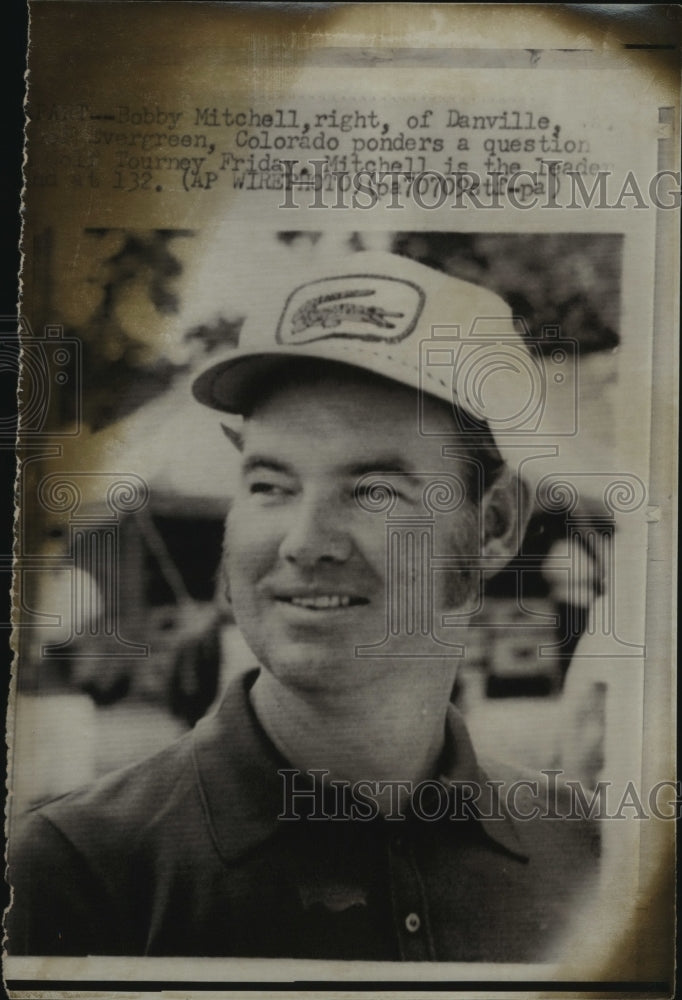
192, 342, 453, 415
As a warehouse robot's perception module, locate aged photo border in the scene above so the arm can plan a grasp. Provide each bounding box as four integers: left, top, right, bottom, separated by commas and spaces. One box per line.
4, 2, 679, 996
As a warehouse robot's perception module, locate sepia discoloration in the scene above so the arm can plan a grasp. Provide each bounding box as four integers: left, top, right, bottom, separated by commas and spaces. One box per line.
6, 2, 678, 996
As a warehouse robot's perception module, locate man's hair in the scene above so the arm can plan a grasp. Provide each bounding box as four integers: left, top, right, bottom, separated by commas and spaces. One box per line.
446, 415, 505, 505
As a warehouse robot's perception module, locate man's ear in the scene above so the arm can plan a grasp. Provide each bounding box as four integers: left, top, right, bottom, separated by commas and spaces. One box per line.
480, 469, 531, 579
220, 422, 243, 451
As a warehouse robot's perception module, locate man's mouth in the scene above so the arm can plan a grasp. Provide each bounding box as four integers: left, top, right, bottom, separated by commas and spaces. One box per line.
275, 594, 369, 610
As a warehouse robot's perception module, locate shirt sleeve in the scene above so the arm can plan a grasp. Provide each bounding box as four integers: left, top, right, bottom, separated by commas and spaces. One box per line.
6, 810, 116, 956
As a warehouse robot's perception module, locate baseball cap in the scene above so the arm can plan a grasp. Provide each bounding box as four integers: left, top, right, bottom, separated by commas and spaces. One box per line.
192, 250, 536, 462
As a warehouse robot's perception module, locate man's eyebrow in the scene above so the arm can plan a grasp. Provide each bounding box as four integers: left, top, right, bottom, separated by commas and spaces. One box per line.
241, 455, 293, 476
241, 455, 426, 482
347, 458, 425, 483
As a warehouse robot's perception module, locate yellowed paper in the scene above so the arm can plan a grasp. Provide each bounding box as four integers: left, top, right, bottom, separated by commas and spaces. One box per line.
4, 3, 679, 996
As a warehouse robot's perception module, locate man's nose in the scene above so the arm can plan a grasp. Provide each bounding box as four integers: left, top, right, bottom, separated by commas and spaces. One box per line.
278, 496, 353, 566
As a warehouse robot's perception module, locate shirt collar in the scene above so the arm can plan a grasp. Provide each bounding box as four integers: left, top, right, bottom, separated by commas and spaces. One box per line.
437, 704, 528, 860
192, 668, 527, 864
192, 668, 285, 863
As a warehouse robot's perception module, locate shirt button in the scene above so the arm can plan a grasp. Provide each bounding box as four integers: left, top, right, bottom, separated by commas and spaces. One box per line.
405, 912, 421, 933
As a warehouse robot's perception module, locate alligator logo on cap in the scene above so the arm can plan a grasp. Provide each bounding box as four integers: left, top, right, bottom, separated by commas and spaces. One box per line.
276, 274, 425, 345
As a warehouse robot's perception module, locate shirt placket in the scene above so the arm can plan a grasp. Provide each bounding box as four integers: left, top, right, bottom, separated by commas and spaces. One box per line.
386, 828, 436, 961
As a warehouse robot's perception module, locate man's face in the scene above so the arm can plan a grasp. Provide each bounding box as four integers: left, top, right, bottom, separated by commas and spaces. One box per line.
224, 367, 482, 693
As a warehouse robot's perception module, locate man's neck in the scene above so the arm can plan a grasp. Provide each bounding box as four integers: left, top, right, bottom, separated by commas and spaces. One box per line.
249, 665, 455, 813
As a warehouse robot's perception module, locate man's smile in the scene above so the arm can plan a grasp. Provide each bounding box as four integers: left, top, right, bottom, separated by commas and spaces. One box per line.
274, 593, 370, 610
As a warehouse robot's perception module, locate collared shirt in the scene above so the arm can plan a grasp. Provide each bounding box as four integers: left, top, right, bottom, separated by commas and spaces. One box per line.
7, 669, 599, 961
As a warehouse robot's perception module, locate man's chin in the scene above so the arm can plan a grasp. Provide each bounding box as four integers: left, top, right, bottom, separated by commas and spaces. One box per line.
258, 645, 376, 693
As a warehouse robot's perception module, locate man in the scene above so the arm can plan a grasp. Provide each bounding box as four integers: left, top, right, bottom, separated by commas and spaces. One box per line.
7, 251, 599, 962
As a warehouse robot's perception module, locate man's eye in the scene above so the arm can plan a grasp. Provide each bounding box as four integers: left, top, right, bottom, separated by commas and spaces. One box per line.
248, 481, 289, 498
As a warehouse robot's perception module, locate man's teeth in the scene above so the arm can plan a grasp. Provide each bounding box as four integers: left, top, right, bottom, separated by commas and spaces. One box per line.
289, 595, 352, 609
